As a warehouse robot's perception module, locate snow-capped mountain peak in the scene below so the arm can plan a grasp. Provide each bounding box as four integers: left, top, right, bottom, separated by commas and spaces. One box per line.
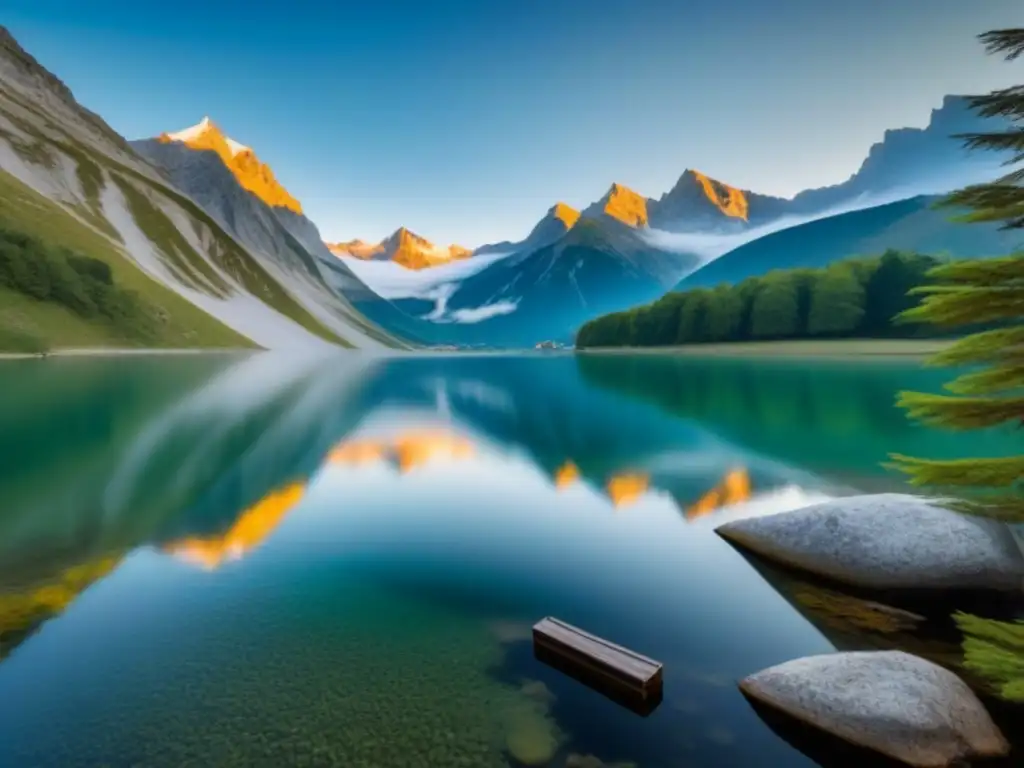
158, 116, 301, 212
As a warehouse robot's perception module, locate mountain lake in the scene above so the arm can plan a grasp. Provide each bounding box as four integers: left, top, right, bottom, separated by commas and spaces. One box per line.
0, 351, 1020, 768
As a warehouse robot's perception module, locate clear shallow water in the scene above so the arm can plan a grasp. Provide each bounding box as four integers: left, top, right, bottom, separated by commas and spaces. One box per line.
0, 352, 1019, 768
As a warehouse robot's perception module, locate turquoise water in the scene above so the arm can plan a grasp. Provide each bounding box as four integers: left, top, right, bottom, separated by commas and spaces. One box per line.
0, 351, 1019, 768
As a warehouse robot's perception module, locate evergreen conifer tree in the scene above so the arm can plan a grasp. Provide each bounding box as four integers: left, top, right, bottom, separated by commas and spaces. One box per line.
889, 27, 1024, 704
889, 27, 1024, 524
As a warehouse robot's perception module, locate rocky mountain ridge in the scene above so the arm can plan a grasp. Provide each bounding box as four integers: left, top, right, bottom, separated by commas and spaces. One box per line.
326, 227, 472, 270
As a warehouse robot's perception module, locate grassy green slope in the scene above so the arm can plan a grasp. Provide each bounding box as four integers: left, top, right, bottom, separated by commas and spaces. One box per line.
0, 169, 253, 351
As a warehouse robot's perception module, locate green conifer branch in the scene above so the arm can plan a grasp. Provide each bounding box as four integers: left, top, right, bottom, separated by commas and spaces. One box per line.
887, 453, 1024, 488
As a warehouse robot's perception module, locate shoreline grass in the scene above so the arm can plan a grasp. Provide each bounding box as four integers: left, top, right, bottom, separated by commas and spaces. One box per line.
576, 338, 955, 359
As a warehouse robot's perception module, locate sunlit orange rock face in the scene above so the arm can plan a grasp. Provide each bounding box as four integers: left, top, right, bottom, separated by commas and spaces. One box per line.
606, 472, 650, 508
600, 183, 649, 227
327, 239, 382, 260
165, 482, 306, 570
326, 227, 472, 270
551, 202, 581, 229
158, 117, 304, 214
554, 461, 580, 489
691, 170, 749, 221
686, 467, 752, 520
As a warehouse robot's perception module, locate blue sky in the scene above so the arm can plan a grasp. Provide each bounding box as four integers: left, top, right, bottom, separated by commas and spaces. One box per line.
5, 0, 1022, 247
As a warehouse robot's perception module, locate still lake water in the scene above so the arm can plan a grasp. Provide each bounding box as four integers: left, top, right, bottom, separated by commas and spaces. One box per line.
0, 351, 1019, 768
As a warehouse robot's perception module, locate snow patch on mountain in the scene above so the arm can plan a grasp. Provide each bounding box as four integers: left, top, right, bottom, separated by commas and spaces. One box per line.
98, 178, 333, 351
0, 135, 83, 205
225, 137, 250, 156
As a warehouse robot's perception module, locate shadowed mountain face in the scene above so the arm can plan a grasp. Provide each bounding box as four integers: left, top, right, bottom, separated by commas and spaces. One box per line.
649, 95, 1006, 236
418, 218, 700, 346
474, 203, 581, 257
648, 171, 791, 233
790, 95, 1008, 211
673, 194, 1024, 291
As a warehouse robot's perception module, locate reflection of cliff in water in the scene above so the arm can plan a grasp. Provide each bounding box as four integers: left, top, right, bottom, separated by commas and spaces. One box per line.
0, 352, 375, 588
0, 352, 840, 652
165, 483, 307, 570
575, 353, 1021, 488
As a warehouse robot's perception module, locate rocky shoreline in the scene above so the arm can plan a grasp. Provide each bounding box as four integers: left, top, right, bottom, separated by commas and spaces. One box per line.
715, 493, 1023, 766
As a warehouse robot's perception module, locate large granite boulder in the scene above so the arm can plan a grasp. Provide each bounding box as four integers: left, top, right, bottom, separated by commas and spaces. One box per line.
740, 651, 1009, 767
715, 493, 1024, 592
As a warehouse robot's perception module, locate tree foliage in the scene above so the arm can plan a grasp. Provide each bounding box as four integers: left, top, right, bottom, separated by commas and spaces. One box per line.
807, 263, 865, 336
955, 612, 1024, 702
576, 250, 942, 348
889, 26, 1024, 526
0, 225, 160, 348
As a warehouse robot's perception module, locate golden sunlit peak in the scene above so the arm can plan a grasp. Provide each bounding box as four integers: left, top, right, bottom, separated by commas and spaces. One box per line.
688, 169, 749, 221
605, 472, 649, 509
550, 202, 580, 228
158, 117, 304, 214
165, 482, 306, 570
554, 460, 580, 489
686, 467, 752, 520
601, 183, 649, 227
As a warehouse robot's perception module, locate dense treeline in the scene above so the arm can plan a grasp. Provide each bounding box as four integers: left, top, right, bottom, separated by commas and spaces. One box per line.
576, 250, 954, 348
0, 226, 158, 348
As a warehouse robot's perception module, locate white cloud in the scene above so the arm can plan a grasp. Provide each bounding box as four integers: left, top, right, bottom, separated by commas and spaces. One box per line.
448, 301, 519, 323
340, 250, 513, 301
339, 250, 520, 324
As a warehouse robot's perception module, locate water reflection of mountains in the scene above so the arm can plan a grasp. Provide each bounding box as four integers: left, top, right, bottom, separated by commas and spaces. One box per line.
0, 352, 843, 660
1, 354, 844, 580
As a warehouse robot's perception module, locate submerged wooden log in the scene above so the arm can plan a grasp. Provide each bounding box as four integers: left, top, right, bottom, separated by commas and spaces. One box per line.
532, 617, 663, 715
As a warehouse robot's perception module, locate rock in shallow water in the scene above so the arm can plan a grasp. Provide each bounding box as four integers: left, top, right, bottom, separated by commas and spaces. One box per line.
740, 651, 1009, 767
715, 493, 1024, 592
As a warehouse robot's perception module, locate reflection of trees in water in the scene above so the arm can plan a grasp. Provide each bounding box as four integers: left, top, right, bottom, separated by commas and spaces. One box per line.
576, 354, 1018, 479
0, 356, 229, 515
0, 555, 122, 662
0, 353, 373, 590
